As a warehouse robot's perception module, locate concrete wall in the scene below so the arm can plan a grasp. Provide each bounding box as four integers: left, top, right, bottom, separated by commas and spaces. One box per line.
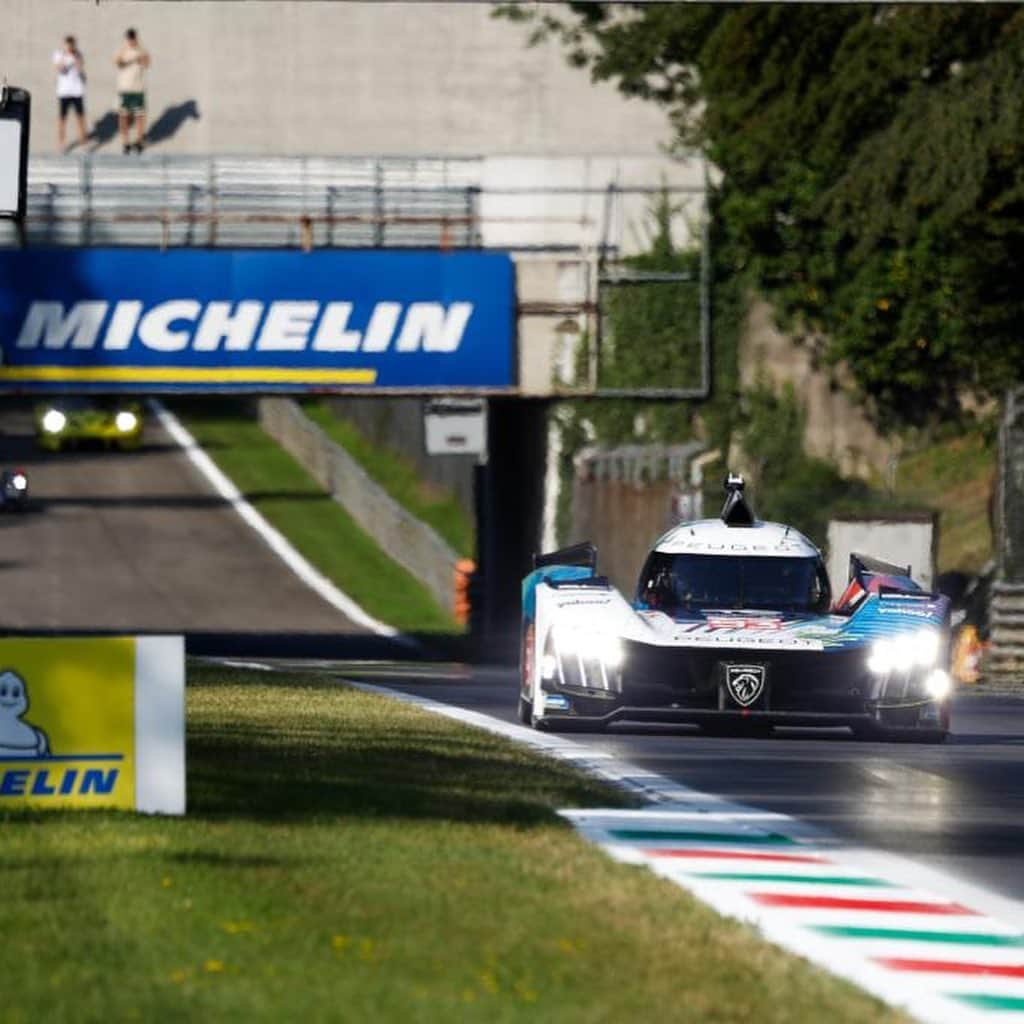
570, 477, 675, 595
826, 517, 937, 593
738, 297, 898, 481
324, 396, 477, 520
568, 445, 705, 594
258, 397, 459, 615
4, 1, 671, 156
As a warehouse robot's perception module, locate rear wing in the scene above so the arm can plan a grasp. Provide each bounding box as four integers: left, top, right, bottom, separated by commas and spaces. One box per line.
850, 552, 912, 580
533, 541, 597, 572
849, 552, 922, 594
835, 551, 936, 615
524, 542, 602, 620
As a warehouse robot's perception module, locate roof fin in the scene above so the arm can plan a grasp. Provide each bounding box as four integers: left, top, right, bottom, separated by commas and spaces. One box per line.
720, 472, 755, 527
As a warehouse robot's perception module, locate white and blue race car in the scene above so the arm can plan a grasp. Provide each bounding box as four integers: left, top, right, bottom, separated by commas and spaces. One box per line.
519, 475, 951, 741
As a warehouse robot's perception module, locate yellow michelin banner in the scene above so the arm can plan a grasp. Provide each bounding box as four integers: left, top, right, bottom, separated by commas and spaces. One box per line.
0, 636, 184, 814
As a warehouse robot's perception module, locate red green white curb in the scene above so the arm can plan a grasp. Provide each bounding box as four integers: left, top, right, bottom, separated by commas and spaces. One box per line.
345, 678, 1024, 1023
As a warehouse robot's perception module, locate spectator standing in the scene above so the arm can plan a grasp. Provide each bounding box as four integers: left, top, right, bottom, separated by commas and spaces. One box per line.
53, 35, 87, 152
114, 28, 151, 154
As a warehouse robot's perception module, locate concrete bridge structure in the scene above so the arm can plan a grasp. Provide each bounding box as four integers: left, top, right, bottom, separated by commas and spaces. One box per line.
3, 0, 668, 158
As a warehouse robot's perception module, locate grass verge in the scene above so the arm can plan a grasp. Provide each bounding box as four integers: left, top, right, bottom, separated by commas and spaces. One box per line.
0, 664, 903, 1023
174, 401, 455, 633
891, 430, 995, 574
302, 400, 475, 558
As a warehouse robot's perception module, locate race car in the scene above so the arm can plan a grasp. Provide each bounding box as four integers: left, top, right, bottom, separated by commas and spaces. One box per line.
35, 397, 144, 452
0, 468, 29, 511
520, 474, 952, 741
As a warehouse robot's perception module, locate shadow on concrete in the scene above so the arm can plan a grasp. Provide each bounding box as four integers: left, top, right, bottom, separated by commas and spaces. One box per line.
145, 99, 201, 146
87, 110, 119, 150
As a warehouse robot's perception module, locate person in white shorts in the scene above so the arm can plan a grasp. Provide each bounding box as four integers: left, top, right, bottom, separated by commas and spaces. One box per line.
53, 35, 87, 152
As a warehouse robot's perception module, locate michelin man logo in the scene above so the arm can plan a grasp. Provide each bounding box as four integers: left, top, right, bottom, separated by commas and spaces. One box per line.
0, 669, 51, 757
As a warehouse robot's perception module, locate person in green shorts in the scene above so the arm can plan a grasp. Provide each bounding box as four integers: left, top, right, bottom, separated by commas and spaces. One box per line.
114, 27, 151, 154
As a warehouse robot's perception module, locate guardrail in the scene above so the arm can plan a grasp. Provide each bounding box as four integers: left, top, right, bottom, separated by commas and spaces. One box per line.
20, 210, 479, 251
0, 154, 695, 253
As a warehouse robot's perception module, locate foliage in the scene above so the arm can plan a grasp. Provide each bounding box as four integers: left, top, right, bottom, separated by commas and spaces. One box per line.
738, 381, 872, 546
560, 191, 742, 452
551, 193, 745, 546
890, 431, 996, 573
499, 4, 1024, 426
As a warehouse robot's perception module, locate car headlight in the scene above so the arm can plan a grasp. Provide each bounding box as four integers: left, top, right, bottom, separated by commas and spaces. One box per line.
11, 473, 27, 491
924, 668, 952, 700
867, 628, 942, 674
42, 409, 66, 434
597, 635, 624, 668
115, 411, 138, 433
554, 625, 623, 668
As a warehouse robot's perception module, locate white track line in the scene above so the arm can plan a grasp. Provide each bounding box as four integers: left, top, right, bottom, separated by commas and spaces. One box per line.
344, 678, 1024, 1024
151, 400, 398, 637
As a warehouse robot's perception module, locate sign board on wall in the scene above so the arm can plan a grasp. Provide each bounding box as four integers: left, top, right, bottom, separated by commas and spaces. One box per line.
0, 120, 21, 215
826, 514, 937, 593
0, 635, 184, 814
0, 85, 30, 220
424, 398, 487, 456
0, 249, 515, 392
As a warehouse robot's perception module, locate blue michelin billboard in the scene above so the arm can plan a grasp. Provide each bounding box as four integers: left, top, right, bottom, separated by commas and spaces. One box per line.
0, 249, 515, 391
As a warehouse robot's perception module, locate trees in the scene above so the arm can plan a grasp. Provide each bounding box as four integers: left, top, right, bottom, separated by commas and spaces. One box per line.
501, 3, 1024, 425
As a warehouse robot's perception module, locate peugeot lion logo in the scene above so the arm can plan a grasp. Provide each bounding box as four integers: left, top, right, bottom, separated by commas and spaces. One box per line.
725, 664, 766, 707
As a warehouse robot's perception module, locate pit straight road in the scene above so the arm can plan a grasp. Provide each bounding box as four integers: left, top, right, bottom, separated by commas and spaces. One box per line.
0, 405, 359, 634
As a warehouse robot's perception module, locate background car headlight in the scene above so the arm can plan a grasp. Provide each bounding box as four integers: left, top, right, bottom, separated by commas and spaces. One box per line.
41, 409, 66, 434
115, 411, 139, 433
11, 473, 27, 491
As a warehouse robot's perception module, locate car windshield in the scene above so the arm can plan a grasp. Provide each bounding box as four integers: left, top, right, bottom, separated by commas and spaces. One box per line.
636, 553, 829, 614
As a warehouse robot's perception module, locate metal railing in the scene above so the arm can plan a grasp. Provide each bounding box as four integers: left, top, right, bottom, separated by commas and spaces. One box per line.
0, 154, 704, 255
0, 154, 483, 249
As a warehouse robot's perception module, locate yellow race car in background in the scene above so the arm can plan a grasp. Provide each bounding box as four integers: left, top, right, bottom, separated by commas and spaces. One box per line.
35, 397, 145, 452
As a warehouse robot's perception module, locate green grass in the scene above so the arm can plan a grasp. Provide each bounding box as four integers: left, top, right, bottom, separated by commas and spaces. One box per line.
175, 402, 455, 633
303, 401, 475, 558
0, 665, 904, 1023
890, 431, 995, 574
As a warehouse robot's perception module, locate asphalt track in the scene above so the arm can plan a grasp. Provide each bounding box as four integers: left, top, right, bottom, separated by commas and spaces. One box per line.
0, 404, 359, 635
331, 662, 1024, 905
